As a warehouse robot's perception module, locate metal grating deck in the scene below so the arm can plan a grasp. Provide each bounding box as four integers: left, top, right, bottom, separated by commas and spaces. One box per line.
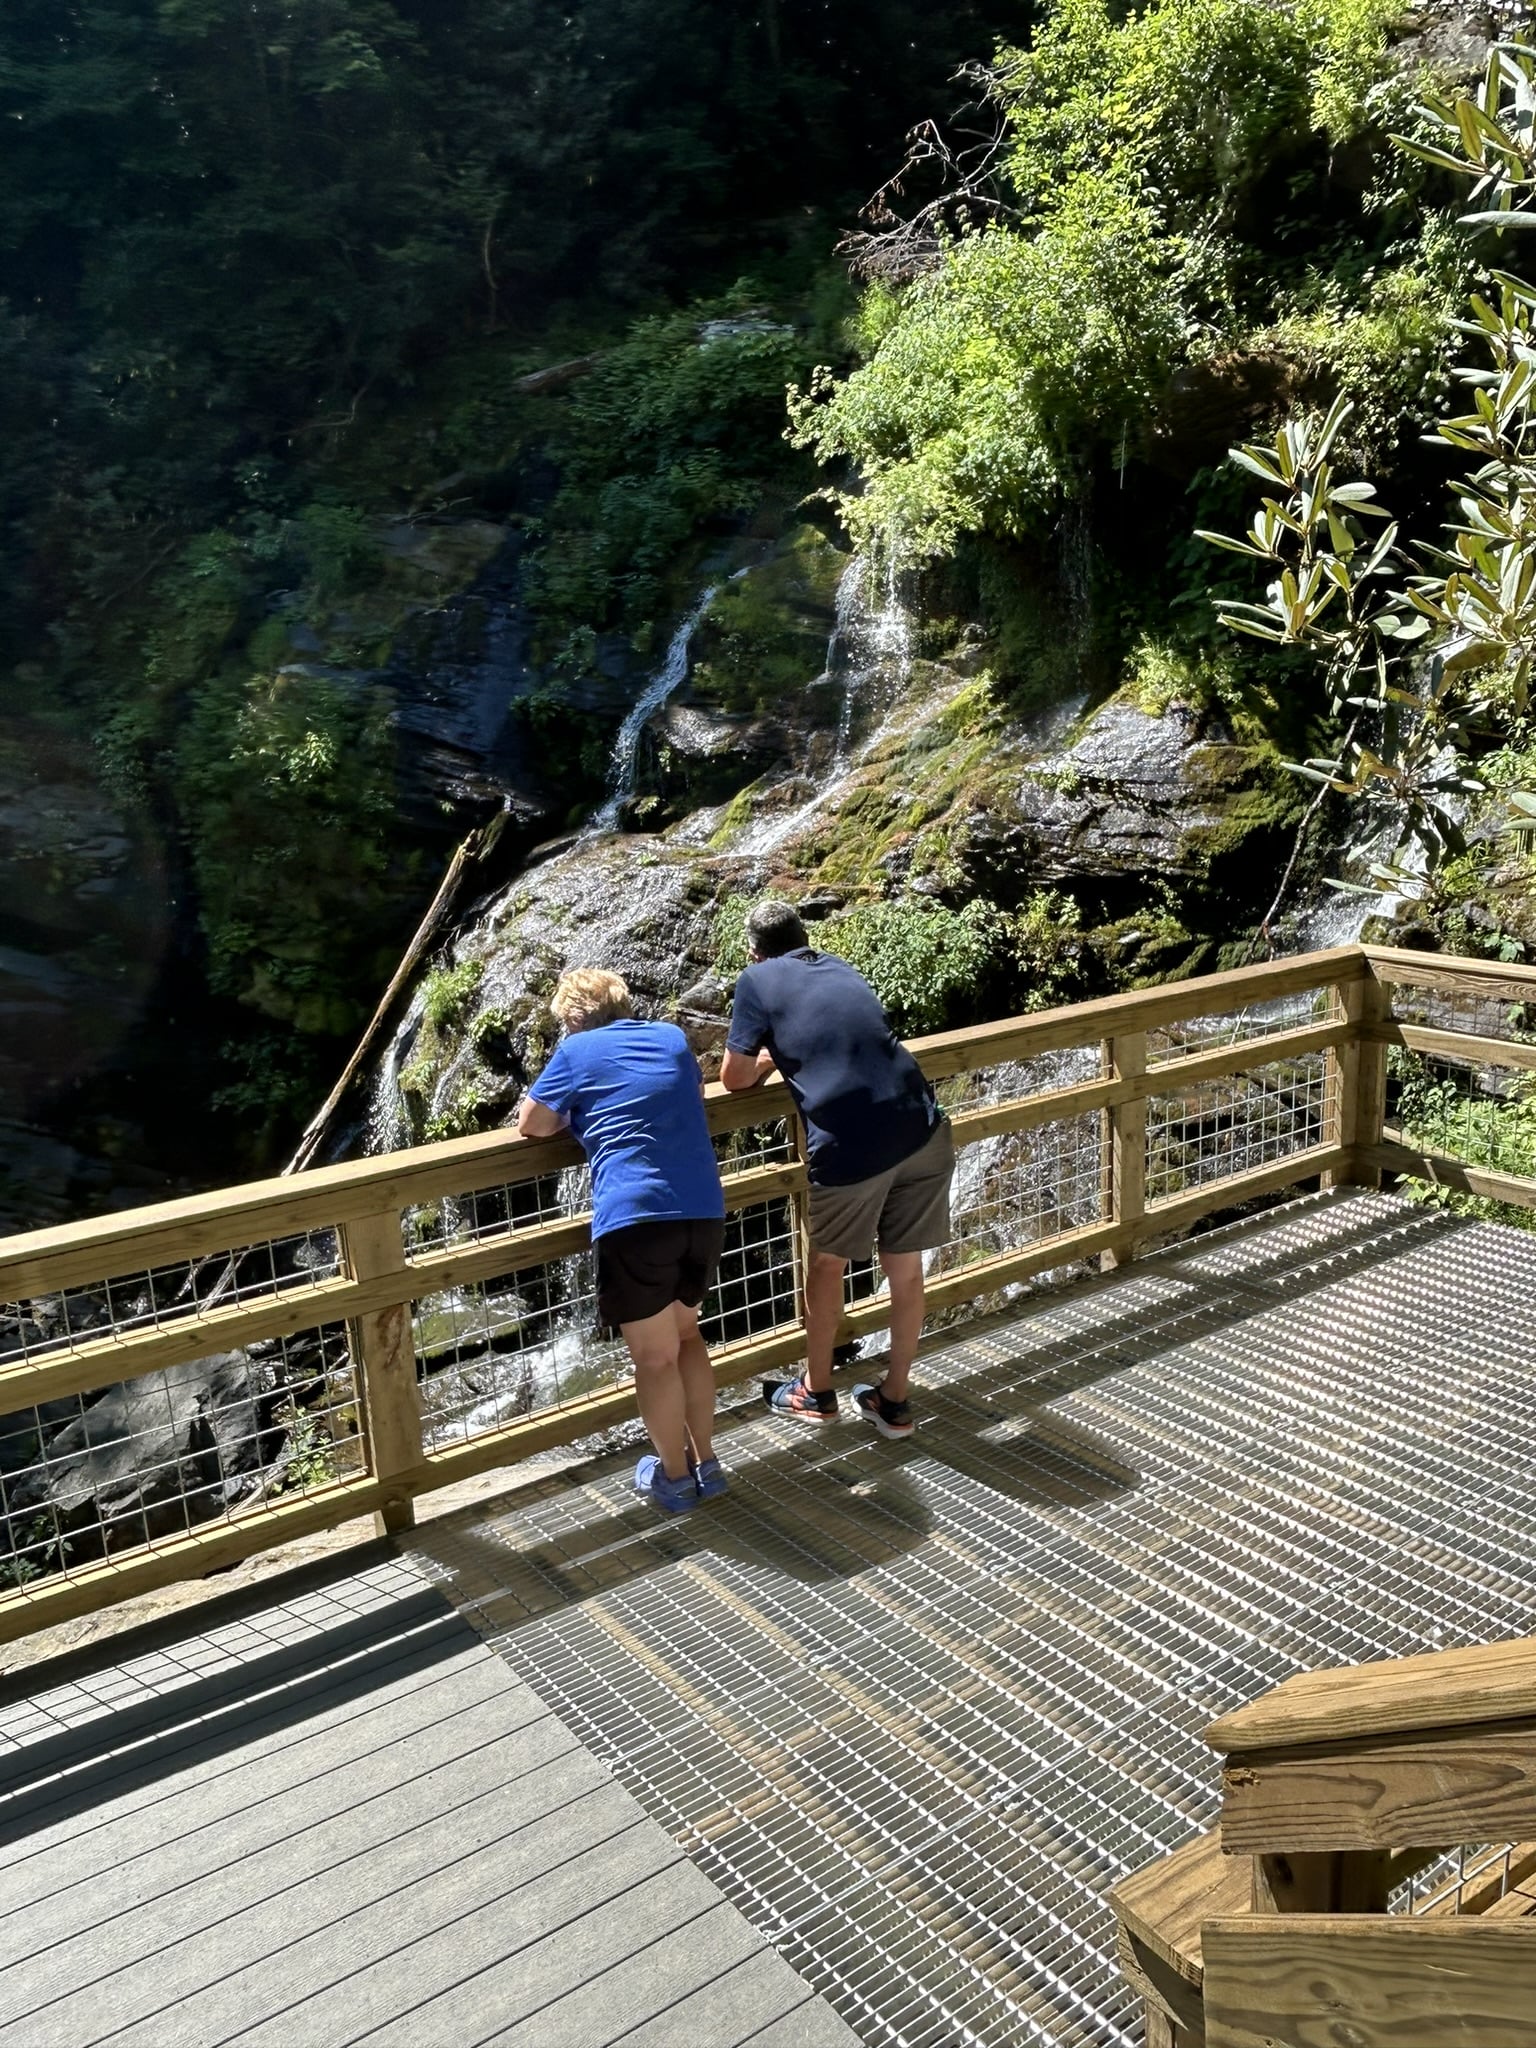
410, 1190, 1536, 2048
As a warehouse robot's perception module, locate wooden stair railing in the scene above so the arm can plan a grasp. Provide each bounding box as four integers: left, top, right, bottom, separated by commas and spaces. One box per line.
1110, 1636, 1536, 2046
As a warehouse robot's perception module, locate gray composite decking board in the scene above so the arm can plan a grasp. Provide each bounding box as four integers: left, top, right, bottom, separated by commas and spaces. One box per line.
348, 1883, 761, 2048
0, 1653, 529, 1922
0, 1585, 452, 1769
12, 1754, 638, 2035
2, 1693, 577, 1970
737, 2003, 891, 2048
599, 1948, 844, 2048
0, 1601, 479, 1851
1, 1573, 850, 2048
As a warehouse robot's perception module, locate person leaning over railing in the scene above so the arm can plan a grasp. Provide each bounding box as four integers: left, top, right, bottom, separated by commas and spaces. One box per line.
720, 899, 955, 1439
516, 968, 728, 1515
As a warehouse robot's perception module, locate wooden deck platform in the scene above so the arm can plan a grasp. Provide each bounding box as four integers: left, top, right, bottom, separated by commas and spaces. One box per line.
3, 1188, 1534, 2047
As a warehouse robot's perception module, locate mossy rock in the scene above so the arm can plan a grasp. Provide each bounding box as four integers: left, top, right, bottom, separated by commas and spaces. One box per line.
688, 525, 849, 718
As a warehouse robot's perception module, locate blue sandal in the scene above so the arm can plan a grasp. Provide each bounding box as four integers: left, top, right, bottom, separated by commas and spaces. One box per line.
634, 1455, 698, 1515
693, 1455, 729, 1500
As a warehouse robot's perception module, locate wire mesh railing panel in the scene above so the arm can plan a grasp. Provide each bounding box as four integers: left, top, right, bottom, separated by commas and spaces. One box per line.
413, 1253, 622, 1451
0, 1228, 341, 1370
414, 1196, 807, 1453
1145, 1053, 1336, 1206
934, 1113, 1105, 1282
712, 1115, 794, 1175
1387, 980, 1536, 1047
701, 1199, 799, 1351
0, 1320, 363, 1592
934, 1049, 1101, 1119
402, 1166, 588, 1257
1146, 986, 1341, 1066
1386, 1047, 1536, 1228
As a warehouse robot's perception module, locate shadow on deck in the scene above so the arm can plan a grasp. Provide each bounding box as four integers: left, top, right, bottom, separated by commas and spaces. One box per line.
2, 1188, 1533, 2047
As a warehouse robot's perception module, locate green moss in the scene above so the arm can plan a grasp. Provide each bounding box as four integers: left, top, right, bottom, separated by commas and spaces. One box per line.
688, 525, 850, 716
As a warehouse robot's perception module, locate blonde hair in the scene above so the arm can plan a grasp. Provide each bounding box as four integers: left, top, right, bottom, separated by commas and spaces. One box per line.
550, 967, 634, 1034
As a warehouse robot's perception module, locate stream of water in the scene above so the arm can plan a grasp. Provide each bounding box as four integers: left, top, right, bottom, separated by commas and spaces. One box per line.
589, 584, 723, 833
735, 554, 912, 856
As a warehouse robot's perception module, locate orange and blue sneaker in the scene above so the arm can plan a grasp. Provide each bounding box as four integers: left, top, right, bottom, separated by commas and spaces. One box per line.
852, 1381, 915, 1440
762, 1375, 839, 1424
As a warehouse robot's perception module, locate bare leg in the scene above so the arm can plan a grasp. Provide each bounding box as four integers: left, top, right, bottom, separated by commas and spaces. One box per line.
621, 1306, 688, 1481
675, 1301, 716, 1464
804, 1250, 848, 1394
879, 1250, 925, 1404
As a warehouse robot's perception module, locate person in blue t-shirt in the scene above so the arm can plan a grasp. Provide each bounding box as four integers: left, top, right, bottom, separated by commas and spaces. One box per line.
517, 968, 727, 1515
721, 900, 954, 1440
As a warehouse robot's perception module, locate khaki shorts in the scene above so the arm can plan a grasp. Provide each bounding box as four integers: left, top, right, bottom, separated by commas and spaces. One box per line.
807, 1118, 955, 1262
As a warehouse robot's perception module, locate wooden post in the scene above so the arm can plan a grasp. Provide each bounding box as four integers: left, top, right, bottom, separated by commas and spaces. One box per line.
1326, 973, 1390, 1191
1252, 1851, 1391, 1915
342, 1209, 423, 1537
1103, 1031, 1147, 1270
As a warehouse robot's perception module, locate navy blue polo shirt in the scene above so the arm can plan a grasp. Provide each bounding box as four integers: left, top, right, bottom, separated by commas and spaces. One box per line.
726, 948, 939, 1186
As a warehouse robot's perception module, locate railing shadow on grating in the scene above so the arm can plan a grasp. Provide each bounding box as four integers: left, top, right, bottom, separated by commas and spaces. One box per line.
3, 942, 1536, 1644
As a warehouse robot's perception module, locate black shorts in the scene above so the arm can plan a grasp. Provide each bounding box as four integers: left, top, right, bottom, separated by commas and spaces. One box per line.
595, 1217, 726, 1330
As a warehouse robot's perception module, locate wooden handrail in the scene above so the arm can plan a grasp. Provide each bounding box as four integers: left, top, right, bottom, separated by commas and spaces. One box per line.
1206, 1635, 1536, 1753
4, 938, 1535, 1648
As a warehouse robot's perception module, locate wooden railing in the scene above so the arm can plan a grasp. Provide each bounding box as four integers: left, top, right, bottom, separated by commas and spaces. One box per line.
1, 941, 1533, 1644
1112, 1636, 1536, 2046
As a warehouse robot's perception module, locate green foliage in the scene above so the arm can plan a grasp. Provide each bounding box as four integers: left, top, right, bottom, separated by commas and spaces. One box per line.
1392, 1047, 1536, 1230
789, 0, 1413, 573
422, 958, 485, 1031
532, 302, 816, 642
689, 527, 848, 715
1124, 637, 1246, 716
274, 1400, 339, 1493
712, 893, 755, 976
1262, 225, 1466, 462
1013, 889, 1086, 1011
818, 898, 1003, 1033
1204, 38, 1536, 897
294, 501, 383, 605
1298, 0, 1412, 143
175, 666, 398, 1031
1000, 0, 1312, 229
789, 201, 1185, 560
0, 1515, 68, 1590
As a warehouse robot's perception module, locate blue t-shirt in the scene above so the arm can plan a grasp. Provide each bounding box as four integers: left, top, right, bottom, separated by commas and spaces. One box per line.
529, 1019, 725, 1240
726, 949, 939, 1187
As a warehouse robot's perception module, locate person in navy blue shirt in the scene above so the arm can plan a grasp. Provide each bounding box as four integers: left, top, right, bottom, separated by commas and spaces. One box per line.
721, 900, 953, 1439
517, 968, 727, 1515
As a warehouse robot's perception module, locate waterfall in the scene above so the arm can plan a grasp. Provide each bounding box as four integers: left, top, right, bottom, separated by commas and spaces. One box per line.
590, 584, 720, 833
366, 1001, 417, 1155
736, 553, 914, 856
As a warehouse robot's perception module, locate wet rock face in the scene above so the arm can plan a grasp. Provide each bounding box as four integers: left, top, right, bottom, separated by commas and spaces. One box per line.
1013, 701, 1230, 882
370, 536, 1302, 1143
2, 1353, 269, 1550
0, 1263, 347, 1571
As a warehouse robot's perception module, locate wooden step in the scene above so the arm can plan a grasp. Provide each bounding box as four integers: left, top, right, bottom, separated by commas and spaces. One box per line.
1109, 1834, 1536, 2046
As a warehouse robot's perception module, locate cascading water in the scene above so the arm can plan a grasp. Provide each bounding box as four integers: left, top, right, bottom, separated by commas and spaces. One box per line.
589, 584, 721, 833
736, 552, 914, 856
